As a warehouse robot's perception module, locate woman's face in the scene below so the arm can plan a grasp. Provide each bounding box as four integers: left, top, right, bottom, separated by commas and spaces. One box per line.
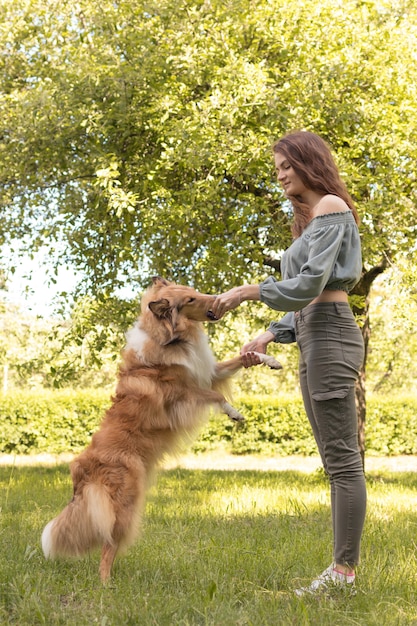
274, 151, 308, 197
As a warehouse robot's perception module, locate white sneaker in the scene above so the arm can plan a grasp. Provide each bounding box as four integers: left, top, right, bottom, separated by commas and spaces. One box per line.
295, 564, 356, 597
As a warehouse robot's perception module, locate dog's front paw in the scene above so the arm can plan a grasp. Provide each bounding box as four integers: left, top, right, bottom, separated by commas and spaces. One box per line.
253, 353, 283, 370
263, 355, 283, 370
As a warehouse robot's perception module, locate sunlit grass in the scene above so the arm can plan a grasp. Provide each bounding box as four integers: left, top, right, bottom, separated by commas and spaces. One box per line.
0, 463, 416, 624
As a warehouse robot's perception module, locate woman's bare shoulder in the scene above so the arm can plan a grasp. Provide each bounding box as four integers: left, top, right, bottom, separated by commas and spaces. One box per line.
313, 194, 350, 216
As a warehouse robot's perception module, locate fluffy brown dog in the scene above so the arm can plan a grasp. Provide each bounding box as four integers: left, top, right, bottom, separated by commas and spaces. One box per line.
41, 277, 281, 582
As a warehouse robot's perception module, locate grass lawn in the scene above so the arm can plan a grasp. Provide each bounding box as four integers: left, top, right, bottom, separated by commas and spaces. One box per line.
0, 460, 416, 625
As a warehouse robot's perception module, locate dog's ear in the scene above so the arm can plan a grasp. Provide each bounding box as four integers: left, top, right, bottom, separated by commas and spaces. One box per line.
151, 276, 170, 287
148, 298, 171, 319
148, 298, 179, 345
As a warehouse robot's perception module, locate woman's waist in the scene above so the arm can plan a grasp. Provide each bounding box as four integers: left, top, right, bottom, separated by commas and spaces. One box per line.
309, 289, 349, 305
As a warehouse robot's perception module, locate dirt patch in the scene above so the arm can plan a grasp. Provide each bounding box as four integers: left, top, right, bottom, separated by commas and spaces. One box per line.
163, 452, 417, 472
1, 451, 416, 472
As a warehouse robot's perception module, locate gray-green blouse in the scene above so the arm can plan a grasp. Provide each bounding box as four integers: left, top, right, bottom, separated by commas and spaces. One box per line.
260, 211, 361, 344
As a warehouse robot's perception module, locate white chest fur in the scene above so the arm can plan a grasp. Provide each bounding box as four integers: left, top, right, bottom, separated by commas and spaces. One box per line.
182, 331, 217, 388
125, 324, 217, 388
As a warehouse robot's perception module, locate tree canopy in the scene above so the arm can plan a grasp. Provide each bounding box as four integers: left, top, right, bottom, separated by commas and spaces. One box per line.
1, 0, 416, 302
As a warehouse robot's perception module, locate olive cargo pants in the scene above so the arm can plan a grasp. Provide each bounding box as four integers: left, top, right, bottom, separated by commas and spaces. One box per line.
295, 302, 366, 567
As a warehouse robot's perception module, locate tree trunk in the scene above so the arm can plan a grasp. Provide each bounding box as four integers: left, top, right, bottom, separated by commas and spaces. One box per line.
351, 262, 388, 469
352, 295, 370, 469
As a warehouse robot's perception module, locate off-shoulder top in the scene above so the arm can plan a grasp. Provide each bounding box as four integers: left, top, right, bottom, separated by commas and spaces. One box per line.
260, 211, 362, 343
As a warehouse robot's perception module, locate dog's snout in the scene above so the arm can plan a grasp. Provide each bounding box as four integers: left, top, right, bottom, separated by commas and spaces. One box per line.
206, 310, 219, 321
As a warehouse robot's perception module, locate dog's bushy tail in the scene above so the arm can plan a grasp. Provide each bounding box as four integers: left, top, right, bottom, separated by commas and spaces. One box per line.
41, 484, 115, 559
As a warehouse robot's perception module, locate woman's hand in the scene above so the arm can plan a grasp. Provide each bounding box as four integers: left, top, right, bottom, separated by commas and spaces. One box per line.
209, 284, 261, 319
209, 287, 243, 319
240, 331, 275, 367
240, 351, 263, 368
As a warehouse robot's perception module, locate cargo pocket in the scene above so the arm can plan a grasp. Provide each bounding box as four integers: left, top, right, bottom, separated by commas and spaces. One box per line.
311, 387, 349, 402
310, 387, 357, 441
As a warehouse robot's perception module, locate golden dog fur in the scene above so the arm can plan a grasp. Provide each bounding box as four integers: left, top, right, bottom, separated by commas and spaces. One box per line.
41, 277, 281, 582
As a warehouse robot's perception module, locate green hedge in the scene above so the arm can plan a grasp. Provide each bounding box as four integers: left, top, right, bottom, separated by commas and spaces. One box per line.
194, 395, 417, 456
0, 390, 416, 456
192, 396, 316, 456
0, 390, 110, 455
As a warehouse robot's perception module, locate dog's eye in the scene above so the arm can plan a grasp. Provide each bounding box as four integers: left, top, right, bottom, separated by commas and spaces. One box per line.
187, 298, 196, 303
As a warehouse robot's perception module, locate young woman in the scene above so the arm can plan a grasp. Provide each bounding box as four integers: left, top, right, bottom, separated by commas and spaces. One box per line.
210, 130, 366, 595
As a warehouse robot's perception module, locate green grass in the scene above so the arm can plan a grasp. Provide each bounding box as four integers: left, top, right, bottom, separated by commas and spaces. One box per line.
0, 463, 416, 625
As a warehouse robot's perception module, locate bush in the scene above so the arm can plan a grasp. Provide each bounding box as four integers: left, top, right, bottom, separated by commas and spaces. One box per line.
193, 394, 417, 455
0, 390, 110, 454
0, 390, 416, 457
365, 396, 417, 455
192, 396, 316, 455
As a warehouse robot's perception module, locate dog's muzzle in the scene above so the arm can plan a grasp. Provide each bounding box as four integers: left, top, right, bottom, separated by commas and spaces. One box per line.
206, 310, 219, 321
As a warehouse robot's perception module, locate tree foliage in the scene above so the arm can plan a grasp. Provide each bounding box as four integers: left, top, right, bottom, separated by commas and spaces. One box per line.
1, 0, 416, 300
0, 295, 133, 388
2, 0, 417, 451
367, 259, 417, 394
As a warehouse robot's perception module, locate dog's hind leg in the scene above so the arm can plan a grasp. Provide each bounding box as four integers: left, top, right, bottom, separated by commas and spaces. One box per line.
100, 542, 118, 583
215, 353, 282, 422
221, 401, 245, 422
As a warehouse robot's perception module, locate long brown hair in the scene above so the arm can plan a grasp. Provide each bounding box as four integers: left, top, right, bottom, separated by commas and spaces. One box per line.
273, 131, 359, 238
